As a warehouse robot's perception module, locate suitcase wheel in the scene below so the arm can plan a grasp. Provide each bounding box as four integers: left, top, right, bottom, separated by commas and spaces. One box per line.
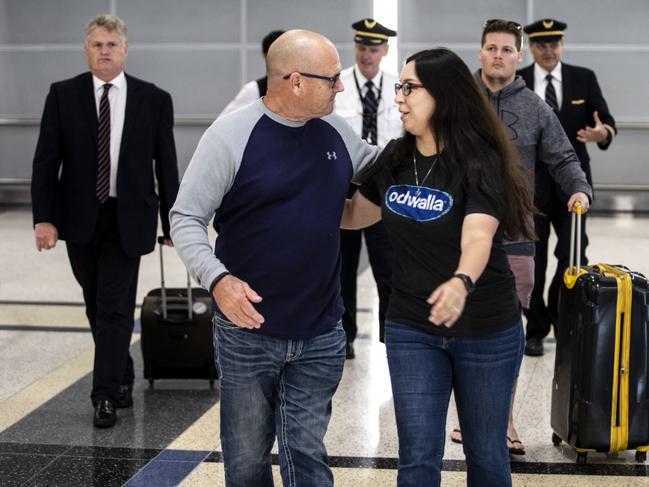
551, 433, 562, 446
576, 452, 588, 464
636, 451, 647, 463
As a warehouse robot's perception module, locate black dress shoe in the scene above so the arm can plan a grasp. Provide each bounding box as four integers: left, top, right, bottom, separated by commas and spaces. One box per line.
345, 341, 355, 360
524, 337, 544, 357
93, 399, 117, 428
115, 385, 133, 408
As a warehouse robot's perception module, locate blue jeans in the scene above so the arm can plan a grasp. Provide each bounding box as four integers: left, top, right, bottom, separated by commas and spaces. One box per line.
385, 320, 524, 487
214, 314, 346, 487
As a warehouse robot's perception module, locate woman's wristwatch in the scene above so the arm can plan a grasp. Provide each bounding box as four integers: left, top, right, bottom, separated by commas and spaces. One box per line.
452, 273, 475, 294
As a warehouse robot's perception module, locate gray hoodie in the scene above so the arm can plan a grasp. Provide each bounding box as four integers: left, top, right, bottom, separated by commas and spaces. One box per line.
474, 71, 592, 255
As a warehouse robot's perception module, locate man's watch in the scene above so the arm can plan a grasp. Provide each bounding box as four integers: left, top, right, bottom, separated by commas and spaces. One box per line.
452, 273, 475, 294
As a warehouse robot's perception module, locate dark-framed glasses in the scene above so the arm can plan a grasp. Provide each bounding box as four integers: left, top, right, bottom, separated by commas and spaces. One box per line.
283, 72, 341, 88
394, 82, 424, 96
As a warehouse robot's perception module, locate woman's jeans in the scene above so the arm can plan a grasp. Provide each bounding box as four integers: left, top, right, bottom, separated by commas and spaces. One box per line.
385, 320, 524, 487
214, 314, 346, 487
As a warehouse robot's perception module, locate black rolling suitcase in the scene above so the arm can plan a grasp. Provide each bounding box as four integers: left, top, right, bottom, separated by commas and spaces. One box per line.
140, 237, 218, 387
550, 204, 649, 463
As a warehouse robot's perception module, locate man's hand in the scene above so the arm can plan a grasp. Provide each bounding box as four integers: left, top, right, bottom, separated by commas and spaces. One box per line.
567, 192, 590, 214
576, 111, 608, 144
161, 238, 174, 247
213, 274, 264, 329
34, 223, 59, 251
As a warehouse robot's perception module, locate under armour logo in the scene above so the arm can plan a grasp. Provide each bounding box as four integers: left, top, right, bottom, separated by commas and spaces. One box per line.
500, 109, 519, 141
326, 151, 337, 160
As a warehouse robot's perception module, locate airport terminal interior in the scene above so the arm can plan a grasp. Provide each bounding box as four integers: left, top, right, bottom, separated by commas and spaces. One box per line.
1, 209, 649, 486
2, 0, 649, 485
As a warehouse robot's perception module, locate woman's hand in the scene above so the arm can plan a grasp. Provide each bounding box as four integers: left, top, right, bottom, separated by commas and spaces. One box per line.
427, 277, 468, 327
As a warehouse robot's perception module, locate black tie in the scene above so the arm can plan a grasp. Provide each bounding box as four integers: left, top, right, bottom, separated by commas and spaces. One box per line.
96, 83, 112, 203
362, 80, 378, 145
545, 74, 558, 112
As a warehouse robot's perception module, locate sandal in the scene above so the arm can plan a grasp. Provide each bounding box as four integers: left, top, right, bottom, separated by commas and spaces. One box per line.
507, 435, 525, 455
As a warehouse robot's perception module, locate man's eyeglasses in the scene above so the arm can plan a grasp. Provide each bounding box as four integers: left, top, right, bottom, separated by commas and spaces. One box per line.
483, 18, 522, 30
283, 72, 341, 88
394, 82, 424, 96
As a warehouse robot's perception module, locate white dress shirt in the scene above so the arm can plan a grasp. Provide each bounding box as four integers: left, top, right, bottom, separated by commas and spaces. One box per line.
218, 80, 260, 119
534, 62, 563, 110
335, 65, 402, 147
93, 72, 126, 198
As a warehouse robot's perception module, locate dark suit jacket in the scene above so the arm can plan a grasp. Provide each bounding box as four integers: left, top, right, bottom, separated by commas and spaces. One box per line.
518, 63, 616, 190
31, 72, 179, 257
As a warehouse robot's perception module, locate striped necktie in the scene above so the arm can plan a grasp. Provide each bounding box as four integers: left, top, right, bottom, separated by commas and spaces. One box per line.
96, 83, 112, 203
362, 81, 378, 145
545, 74, 558, 112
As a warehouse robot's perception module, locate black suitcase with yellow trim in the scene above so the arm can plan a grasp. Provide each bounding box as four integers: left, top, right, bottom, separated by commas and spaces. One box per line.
550, 204, 649, 463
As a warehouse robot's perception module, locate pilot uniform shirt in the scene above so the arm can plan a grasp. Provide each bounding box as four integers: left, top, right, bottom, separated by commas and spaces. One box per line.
335, 65, 402, 146
359, 149, 520, 337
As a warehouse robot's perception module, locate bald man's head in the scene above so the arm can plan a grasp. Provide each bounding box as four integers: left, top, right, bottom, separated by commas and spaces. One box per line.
266, 30, 339, 80
264, 29, 343, 121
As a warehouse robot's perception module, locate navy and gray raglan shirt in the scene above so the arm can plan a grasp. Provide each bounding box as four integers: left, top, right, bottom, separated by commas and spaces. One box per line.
170, 99, 380, 340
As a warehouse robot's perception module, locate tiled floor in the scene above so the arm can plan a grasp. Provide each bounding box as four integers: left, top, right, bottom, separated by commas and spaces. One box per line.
1, 206, 648, 486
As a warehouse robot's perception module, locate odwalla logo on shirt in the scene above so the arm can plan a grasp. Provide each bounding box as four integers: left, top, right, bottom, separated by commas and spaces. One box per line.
385, 185, 454, 222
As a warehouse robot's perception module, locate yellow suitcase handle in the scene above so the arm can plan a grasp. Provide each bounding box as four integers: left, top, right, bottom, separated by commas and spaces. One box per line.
564, 202, 588, 289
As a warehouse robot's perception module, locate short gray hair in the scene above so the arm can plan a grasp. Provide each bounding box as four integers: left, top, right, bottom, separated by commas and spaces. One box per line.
85, 14, 127, 41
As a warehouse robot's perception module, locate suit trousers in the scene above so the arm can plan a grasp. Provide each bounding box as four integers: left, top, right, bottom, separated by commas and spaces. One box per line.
524, 198, 588, 340
340, 221, 392, 343
66, 198, 141, 404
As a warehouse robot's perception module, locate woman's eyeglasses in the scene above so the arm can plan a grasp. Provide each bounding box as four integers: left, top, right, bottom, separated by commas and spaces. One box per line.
394, 82, 424, 96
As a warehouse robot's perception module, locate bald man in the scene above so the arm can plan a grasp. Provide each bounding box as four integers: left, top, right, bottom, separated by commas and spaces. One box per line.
170, 30, 380, 486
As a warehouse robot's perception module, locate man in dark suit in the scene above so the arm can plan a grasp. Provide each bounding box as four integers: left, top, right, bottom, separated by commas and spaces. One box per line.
518, 19, 617, 356
31, 14, 179, 427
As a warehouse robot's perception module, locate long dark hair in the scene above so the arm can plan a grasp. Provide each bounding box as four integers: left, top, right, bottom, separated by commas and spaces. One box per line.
391, 48, 535, 241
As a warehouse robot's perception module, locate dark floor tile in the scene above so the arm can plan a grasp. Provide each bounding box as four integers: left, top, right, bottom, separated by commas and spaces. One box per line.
0, 442, 69, 455
328, 454, 398, 469
64, 445, 160, 461
0, 343, 219, 450
0, 452, 57, 487
24, 456, 148, 487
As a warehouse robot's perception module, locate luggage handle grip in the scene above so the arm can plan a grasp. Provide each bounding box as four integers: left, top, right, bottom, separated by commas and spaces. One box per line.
568, 202, 582, 276
564, 203, 586, 289
157, 237, 193, 321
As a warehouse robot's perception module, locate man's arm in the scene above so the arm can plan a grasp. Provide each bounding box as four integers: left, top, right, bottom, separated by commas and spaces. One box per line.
153, 91, 179, 243
537, 102, 593, 205
31, 84, 63, 249
170, 119, 266, 328
323, 112, 384, 181
576, 70, 617, 149
170, 124, 234, 290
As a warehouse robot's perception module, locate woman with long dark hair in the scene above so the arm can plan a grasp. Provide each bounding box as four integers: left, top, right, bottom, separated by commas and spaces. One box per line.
342, 48, 536, 486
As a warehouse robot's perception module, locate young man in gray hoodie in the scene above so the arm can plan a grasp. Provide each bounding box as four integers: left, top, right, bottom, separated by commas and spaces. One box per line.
449, 18, 592, 455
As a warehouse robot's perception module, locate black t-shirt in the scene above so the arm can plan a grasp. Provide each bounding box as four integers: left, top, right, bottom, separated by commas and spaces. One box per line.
359, 147, 520, 337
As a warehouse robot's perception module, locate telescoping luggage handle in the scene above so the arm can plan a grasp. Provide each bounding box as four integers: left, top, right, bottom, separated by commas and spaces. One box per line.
564, 202, 588, 289
157, 236, 193, 321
